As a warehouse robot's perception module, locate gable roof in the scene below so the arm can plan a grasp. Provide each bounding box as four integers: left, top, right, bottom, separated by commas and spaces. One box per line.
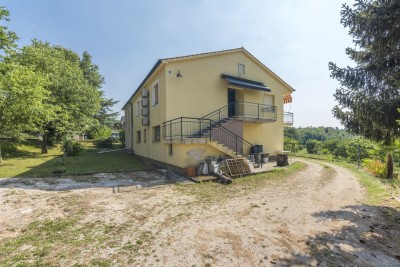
122, 47, 295, 110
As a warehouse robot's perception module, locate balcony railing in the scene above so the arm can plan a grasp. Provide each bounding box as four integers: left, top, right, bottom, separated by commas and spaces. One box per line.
201, 101, 277, 123
284, 112, 294, 126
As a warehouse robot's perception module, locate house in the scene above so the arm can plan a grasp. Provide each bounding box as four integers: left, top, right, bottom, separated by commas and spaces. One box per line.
122, 48, 294, 172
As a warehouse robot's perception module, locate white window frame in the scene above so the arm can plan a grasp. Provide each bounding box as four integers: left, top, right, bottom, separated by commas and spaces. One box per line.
152, 80, 159, 107
136, 99, 140, 116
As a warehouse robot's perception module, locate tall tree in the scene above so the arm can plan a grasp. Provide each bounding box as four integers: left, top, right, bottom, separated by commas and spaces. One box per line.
10, 40, 102, 153
329, 0, 400, 178
0, 63, 49, 161
79, 51, 119, 128
329, 0, 400, 145
0, 6, 18, 56
0, 7, 50, 162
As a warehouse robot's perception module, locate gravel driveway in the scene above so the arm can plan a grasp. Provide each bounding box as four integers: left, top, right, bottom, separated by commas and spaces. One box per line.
0, 159, 399, 266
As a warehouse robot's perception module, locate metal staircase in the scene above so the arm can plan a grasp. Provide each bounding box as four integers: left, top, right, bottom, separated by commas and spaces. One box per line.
162, 102, 264, 157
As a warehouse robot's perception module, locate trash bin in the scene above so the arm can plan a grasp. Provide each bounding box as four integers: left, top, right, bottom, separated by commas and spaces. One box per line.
262, 153, 269, 163
277, 154, 289, 166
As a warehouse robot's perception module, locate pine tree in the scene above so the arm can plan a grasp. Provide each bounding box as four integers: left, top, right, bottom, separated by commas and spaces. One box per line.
329, 0, 400, 178
329, 0, 400, 145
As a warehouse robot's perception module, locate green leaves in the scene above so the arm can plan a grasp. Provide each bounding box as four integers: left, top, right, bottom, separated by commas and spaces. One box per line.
330, 0, 400, 145
0, 6, 18, 56
0, 62, 50, 136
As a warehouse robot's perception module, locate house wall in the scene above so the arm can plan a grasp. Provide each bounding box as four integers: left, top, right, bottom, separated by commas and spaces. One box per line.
164, 51, 287, 157
125, 50, 291, 169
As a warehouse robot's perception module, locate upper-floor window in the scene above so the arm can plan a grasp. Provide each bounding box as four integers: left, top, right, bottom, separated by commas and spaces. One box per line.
152, 81, 159, 107
136, 99, 140, 116
238, 63, 245, 77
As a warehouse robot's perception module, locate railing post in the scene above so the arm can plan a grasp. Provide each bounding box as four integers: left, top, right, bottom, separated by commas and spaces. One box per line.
257, 103, 260, 119
199, 119, 202, 137
170, 121, 172, 142
235, 135, 238, 154
209, 120, 212, 141
180, 117, 183, 141
218, 109, 220, 122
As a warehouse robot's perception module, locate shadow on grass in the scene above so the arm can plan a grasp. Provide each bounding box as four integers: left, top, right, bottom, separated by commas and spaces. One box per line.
279, 204, 400, 266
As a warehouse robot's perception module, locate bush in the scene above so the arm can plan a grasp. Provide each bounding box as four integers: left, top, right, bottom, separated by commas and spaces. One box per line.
363, 159, 386, 178
61, 139, 84, 156
0, 141, 18, 157
284, 138, 301, 154
305, 139, 322, 154
93, 137, 113, 148
87, 125, 112, 140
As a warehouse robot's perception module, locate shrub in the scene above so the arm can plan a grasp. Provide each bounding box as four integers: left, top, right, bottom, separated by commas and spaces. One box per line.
93, 137, 113, 148
363, 159, 386, 178
87, 125, 112, 140
0, 141, 18, 157
284, 138, 300, 154
305, 139, 322, 154
61, 139, 84, 156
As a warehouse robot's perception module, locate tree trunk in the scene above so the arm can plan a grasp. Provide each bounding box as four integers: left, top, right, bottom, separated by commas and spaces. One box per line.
41, 133, 48, 154
0, 144, 2, 163
386, 152, 394, 179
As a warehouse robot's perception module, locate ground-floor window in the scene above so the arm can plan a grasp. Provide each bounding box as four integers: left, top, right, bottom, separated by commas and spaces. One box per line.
136, 130, 141, 143
144, 129, 147, 143
153, 125, 160, 142
168, 144, 173, 155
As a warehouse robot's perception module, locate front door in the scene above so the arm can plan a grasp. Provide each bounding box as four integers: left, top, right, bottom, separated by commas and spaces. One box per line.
228, 89, 236, 117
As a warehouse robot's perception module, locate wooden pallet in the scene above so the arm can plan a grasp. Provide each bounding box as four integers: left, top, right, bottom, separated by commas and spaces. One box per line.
222, 158, 251, 178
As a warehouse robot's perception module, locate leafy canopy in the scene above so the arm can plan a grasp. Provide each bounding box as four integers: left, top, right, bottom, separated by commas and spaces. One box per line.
329, 0, 400, 145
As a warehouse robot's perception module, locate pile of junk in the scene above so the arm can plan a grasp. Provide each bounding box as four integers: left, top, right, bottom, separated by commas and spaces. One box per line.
189, 153, 270, 184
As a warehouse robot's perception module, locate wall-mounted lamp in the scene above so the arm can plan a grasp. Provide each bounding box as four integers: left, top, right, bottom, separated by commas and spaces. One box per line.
176, 70, 182, 78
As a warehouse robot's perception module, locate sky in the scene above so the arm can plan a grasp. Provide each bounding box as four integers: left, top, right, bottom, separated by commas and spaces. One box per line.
3, 0, 355, 128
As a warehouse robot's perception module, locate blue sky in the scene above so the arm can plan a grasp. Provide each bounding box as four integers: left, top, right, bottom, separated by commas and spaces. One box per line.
3, 0, 354, 127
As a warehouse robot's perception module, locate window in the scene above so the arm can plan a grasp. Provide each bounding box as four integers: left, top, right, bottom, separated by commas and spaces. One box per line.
136, 100, 140, 116
143, 129, 147, 143
152, 81, 159, 106
153, 125, 160, 142
264, 94, 274, 106
238, 63, 245, 77
168, 144, 173, 155
136, 130, 141, 143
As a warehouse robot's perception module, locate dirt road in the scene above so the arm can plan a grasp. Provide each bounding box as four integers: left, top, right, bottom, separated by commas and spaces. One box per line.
0, 159, 399, 266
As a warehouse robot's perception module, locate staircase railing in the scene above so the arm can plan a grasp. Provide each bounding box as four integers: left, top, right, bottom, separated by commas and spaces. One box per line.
162, 117, 253, 156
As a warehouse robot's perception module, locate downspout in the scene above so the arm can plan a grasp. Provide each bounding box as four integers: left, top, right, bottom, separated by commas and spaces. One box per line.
131, 103, 134, 150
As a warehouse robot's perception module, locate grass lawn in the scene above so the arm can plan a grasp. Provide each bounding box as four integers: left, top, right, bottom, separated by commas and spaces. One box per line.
0, 140, 151, 178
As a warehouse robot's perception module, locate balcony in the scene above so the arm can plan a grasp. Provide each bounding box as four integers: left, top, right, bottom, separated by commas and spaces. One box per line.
234, 101, 277, 123
284, 112, 294, 126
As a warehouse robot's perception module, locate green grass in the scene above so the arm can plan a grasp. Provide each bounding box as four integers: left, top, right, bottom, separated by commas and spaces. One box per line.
0, 140, 151, 178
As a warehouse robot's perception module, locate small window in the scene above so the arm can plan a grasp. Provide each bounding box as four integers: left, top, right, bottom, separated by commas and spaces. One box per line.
136, 100, 140, 116
143, 129, 147, 143
136, 130, 141, 143
238, 63, 245, 77
153, 125, 161, 142
152, 81, 159, 106
168, 144, 173, 155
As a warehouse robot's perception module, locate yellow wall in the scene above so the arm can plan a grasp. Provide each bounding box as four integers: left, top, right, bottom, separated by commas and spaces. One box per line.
125, 49, 290, 168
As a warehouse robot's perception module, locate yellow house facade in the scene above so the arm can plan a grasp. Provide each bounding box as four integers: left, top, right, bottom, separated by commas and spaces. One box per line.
122, 48, 294, 171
